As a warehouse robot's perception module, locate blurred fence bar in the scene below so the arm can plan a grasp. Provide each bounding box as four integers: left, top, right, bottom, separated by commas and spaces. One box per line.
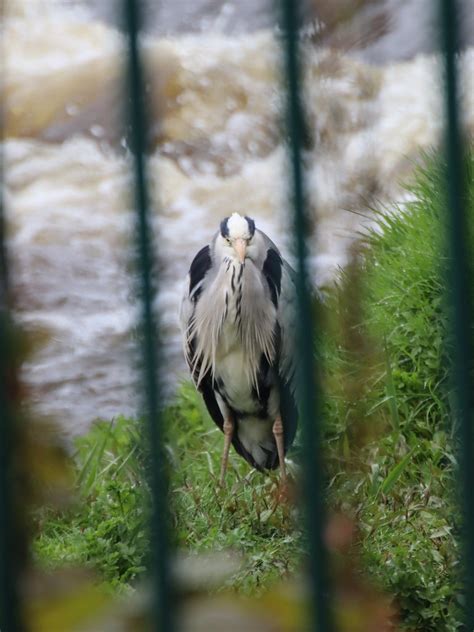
0, 148, 22, 630
279, 1, 333, 630
439, 0, 474, 628
123, 1, 172, 630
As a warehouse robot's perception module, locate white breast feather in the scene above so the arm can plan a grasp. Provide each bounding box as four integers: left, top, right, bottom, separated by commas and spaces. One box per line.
186, 259, 277, 390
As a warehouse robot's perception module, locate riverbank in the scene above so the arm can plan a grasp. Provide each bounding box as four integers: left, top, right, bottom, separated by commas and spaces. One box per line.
34, 153, 473, 630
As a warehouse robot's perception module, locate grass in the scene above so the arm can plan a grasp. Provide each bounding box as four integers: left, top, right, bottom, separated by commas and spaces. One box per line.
34, 417, 149, 590
34, 386, 302, 595
163, 383, 303, 594
321, 152, 473, 631
33, 152, 473, 630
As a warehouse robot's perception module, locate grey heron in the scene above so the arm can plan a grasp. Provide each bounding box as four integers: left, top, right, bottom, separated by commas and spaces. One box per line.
180, 213, 297, 487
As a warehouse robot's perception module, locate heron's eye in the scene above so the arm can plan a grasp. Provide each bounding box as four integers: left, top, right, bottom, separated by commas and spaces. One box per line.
226, 237, 231, 245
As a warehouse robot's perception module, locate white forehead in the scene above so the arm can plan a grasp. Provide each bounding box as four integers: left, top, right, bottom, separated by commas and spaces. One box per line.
227, 213, 249, 239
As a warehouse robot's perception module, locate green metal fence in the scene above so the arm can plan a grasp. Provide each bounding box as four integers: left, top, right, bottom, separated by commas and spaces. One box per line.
279, 2, 332, 629
124, 2, 172, 630
439, 1, 473, 629
0, 107, 23, 632
0, 0, 471, 630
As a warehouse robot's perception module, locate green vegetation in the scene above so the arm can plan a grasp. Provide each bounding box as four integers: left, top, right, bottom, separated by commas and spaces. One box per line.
322, 153, 473, 631
34, 389, 301, 594
34, 153, 473, 630
34, 417, 148, 590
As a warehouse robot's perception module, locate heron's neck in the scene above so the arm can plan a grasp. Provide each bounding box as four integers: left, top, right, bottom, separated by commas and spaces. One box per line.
190, 259, 276, 387
225, 259, 245, 321
222, 258, 276, 363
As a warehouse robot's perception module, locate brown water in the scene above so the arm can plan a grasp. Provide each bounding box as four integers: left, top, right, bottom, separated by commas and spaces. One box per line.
3, 0, 474, 433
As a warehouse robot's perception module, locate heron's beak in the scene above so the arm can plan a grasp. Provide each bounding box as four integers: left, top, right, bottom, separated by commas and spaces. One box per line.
234, 238, 247, 263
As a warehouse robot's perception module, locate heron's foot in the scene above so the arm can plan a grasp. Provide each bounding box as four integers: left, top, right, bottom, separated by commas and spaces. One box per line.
277, 480, 290, 503
269, 474, 295, 507
272, 415, 287, 488
219, 416, 234, 487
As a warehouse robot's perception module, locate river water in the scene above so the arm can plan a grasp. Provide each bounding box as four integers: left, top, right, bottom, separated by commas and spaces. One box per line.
2, 0, 474, 433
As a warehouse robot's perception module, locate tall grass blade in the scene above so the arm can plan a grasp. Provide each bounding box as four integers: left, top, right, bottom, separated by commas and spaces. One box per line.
384, 342, 401, 432
77, 420, 114, 495
376, 448, 414, 498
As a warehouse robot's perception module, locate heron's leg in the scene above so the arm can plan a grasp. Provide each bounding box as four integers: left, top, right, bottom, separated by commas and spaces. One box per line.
273, 414, 287, 486
219, 415, 234, 487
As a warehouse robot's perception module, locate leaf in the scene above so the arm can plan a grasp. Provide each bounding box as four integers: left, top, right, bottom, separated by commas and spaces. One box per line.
376, 448, 415, 498
342, 433, 350, 459
384, 343, 400, 432
431, 526, 452, 539
77, 420, 114, 496
260, 509, 273, 523
203, 451, 215, 476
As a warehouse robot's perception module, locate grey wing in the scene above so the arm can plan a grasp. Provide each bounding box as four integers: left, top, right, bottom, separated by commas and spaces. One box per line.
258, 230, 298, 452
179, 244, 213, 375
257, 228, 281, 257
179, 246, 228, 436
179, 273, 194, 366
273, 257, 299, 452
257, 228, 297, 388
278, 259, 297, 392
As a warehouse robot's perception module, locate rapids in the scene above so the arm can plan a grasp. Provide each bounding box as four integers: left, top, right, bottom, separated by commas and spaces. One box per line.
2, 0, 473, 432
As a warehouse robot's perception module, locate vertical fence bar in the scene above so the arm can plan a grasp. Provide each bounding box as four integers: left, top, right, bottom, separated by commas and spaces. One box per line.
439, 1, 474, 627
0, 94, 22, 632
123, 1, 172, 630
279, 2, 333, 630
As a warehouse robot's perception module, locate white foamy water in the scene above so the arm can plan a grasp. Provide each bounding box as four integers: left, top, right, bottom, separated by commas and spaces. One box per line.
2, 0, 474, 433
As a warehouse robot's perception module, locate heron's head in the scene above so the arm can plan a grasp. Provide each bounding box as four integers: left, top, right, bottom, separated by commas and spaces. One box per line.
216, 213, 256, 264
